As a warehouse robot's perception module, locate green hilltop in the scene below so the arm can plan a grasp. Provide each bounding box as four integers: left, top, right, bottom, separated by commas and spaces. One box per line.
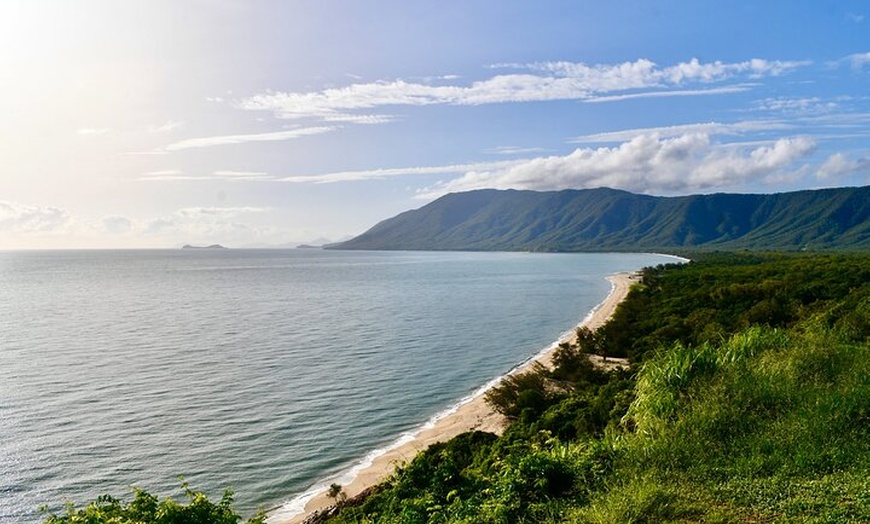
330, 186, 870, 251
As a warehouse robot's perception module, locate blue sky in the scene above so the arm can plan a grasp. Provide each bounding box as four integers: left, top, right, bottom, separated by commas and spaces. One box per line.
1, 0, 868, 248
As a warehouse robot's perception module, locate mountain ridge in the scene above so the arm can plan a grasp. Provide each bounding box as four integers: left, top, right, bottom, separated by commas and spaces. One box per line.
329, 186, 870, 251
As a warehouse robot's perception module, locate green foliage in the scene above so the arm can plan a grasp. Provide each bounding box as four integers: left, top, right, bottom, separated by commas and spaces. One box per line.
570, 477, 700, 524
626, 327, 789, 437
598, 252, 870, 360
611, 323, 870, 521
483, 363, 554, 420
332, 432, 616, 524
331, 186, 870, 251
551, 332, 609, 383
483, 337, 622, 434
42, 483, 266, 524
326, 252, 870, 524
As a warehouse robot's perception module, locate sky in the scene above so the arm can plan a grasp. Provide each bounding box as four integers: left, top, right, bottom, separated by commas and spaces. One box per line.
1, 0, 868, 249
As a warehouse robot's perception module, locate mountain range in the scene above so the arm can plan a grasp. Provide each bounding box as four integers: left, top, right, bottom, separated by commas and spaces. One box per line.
329, 186, 870, 252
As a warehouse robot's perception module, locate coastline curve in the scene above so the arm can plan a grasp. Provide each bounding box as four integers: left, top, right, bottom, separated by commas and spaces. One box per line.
268, 271, 641, 524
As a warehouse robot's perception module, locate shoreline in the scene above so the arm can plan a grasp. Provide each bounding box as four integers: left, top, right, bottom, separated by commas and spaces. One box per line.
268, 271, 640, 524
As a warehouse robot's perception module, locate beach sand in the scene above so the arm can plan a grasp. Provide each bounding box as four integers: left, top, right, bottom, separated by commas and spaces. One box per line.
271, 271, 639, 524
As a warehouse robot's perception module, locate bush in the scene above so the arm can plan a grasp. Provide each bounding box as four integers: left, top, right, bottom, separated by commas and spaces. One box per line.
484, 363, 554, 419
42, 483, 266, 524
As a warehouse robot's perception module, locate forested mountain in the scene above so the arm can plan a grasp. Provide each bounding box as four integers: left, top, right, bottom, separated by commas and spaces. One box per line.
330, 186, 870, 251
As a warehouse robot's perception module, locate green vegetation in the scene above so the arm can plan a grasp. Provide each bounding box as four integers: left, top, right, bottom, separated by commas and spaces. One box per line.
42, 252, 869, 523
324, 252, 870, 523
41, 483, 266, 524
330, 186, 870, 251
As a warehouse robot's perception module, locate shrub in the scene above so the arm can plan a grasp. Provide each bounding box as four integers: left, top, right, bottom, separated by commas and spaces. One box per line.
42, 483, 265, 524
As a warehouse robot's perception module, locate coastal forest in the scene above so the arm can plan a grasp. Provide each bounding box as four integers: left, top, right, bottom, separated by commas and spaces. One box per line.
43, 252, 869, 523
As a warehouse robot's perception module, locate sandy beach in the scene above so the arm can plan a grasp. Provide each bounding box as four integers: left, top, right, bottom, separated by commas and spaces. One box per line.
270, 271, 639, 524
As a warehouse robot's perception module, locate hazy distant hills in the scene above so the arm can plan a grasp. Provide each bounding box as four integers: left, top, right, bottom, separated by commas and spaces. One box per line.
329, 186, 870, 251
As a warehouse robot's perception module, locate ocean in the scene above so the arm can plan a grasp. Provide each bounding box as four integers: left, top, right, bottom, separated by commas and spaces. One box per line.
0, 249, 673, 522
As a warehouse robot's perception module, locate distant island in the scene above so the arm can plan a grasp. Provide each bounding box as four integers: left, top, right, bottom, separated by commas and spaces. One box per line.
181, 244, 227, 249
296, 244, 322, 249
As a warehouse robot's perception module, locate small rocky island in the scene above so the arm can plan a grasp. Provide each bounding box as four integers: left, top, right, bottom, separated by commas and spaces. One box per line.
181, 244, 227, 249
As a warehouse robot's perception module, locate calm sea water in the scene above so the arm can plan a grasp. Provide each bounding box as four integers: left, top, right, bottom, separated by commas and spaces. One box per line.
0, 249, 672, 522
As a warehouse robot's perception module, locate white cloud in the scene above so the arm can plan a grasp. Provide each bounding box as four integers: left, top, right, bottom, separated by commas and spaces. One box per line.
753, 97, 838, 114
138, 170, 203, 181
849, 52, 870, 70
143, 206, 268, 239
162, 126, 335, 151
831, 52, 870, 70
417, 133, 817, 197
277, 160, 523, 184
584, 85, 752, 103
533, 57, 806, 83
212, 170, 271, 179
0, 201, 70, 233
321, 113, 397, 124
138, 170, 274, 182
571, 120, 791, 143
816, 152, 870, 179
484, 146, 549, 155
102, 215, 134, 234
142, 169, 184, 177
240, 57, 808, 121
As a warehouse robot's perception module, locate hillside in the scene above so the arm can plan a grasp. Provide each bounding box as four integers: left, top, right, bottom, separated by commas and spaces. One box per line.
322, 252, 870, 523
329, 186, 870, 251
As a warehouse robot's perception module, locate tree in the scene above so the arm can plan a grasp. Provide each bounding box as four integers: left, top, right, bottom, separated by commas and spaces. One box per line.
42, 482, 266, 524
327, 483, 347, 507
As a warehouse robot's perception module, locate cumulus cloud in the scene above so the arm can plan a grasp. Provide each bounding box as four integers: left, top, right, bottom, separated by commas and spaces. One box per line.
0, 201, 70, 233
102, 215, 134, 234
529, 57, 804, 83
143, 206, 268, 239
162, 126, 335, 151
816, 152, 870, 179
417, 133, 817, 197
240, 57, 808, 121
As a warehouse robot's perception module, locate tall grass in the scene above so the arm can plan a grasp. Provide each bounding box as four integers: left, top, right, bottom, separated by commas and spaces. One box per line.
625, 326, 789, 438
594, 322, 870, 522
